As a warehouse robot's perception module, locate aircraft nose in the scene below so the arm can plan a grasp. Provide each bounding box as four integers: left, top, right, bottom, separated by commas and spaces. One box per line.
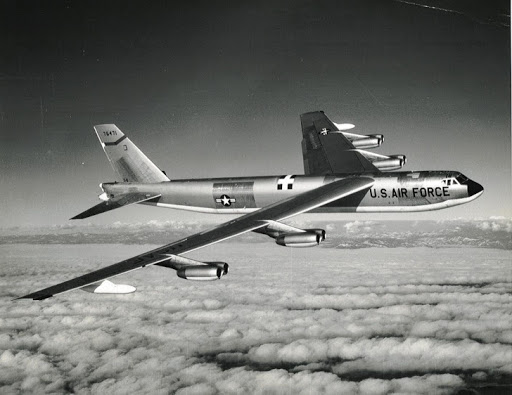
467, 179, 484, 196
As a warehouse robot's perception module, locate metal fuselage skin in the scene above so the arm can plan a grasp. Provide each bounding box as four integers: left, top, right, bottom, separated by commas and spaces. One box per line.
101, 171, 483, 214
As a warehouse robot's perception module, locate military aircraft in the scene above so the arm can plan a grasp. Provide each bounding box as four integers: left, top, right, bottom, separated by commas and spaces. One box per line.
18, 111, 483, 300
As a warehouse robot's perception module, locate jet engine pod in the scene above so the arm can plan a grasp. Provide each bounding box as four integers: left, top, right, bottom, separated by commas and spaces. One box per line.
373, 155, 406, 171
351, 134, 384, 149
275, 231, 321, 247
177, 264, 226, 280
207, 261, 229, 275
305, 228, 326, 241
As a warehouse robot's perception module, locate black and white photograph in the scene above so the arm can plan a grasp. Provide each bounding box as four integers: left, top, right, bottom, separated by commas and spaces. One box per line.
1, 1, 510, 394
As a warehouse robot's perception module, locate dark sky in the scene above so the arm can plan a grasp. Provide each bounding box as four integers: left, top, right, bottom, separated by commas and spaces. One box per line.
1, 0, 510, 227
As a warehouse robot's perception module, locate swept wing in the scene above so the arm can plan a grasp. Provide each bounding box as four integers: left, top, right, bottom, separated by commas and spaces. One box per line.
18, 177, 374, 300
301, 111, 380, 175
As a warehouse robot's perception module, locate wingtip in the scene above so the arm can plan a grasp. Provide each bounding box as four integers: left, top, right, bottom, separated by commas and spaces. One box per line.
70, 210, 88, 220
13, 293, 53, 301
12, 295, 30, 301
300, 110, 325, 117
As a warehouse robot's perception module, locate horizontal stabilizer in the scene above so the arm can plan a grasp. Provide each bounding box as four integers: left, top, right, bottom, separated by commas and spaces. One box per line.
71, 193, 161, 220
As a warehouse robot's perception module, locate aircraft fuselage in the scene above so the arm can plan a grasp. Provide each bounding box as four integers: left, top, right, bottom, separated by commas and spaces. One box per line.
100, 170, 483, 214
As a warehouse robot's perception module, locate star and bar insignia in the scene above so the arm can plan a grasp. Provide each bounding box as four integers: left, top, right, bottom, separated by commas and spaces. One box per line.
215, 194, 236, 207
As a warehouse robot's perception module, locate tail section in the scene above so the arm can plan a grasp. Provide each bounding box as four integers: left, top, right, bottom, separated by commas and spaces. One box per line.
94, 124, 169, 183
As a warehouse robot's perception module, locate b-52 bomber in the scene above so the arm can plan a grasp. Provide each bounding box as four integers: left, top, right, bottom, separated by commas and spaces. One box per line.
18, 111, 483, 300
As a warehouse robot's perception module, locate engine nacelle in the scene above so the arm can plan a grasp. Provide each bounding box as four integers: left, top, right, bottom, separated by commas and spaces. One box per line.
340, 132, 384, 149
351, 134, 384, 149
305, 228, 326, 241
177, 263, 228, 281
373, 155, 406, 171
210, 261, 229, 275
275, 231, 321, 247
155, 255, 229, 281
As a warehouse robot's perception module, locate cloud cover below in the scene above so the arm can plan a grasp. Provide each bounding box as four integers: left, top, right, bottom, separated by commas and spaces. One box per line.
0, 243, 511, 393
1, 218, 512, 249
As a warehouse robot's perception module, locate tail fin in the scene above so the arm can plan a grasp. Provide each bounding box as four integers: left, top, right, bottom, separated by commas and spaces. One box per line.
94, 124, 170, 183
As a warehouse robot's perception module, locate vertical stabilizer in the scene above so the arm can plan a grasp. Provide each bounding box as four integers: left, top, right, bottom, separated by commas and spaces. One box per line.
94, 124, 169, 183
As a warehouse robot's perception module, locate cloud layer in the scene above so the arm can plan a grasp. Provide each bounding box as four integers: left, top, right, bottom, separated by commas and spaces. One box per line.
1, 243, 511, 393
2, 218, 512, 249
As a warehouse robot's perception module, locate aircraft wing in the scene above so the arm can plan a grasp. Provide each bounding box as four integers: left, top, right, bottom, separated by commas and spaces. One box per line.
301, 111, 380, 175
70, 193, 161, 220
17, 177, 374, 300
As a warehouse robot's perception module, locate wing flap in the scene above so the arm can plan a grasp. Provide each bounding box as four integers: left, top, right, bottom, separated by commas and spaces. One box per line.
71, 193, 161, 220
17, 177, 374, 300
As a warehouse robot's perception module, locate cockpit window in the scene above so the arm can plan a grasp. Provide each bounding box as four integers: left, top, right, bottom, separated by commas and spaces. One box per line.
456, 174, 469, 185
442, 177, 461, 186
